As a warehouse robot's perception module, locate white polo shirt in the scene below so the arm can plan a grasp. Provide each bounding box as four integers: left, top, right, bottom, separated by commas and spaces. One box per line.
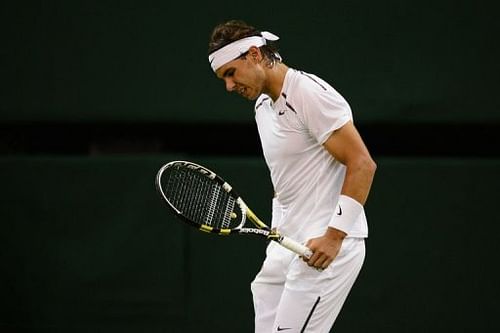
254, 68, 368, 241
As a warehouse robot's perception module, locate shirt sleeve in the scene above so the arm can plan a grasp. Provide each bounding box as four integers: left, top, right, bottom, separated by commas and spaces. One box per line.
292, 75, 352, 144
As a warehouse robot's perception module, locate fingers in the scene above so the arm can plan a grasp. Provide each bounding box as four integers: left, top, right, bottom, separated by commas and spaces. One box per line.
303, 239, 338, 271
320, 258, 334, 270
303, 249, 335, 271
310, 255, 327, 272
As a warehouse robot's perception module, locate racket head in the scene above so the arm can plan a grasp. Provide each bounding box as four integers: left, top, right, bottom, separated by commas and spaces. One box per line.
155, 160, 245, 235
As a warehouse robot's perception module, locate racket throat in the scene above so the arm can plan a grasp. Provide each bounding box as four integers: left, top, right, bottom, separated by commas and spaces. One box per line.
267, 232, 283, 242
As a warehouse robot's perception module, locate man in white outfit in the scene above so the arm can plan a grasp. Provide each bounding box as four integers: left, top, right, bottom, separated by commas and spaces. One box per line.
208, 20, 377, 332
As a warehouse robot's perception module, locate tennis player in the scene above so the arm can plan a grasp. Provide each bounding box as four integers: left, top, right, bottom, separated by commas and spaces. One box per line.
208, 20, 376, 333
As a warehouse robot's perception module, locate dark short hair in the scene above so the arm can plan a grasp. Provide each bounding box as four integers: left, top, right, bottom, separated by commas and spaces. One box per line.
208, 20, 281, 64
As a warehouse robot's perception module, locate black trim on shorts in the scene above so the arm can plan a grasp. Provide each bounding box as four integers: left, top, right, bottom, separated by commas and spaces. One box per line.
300, 296, 321, 332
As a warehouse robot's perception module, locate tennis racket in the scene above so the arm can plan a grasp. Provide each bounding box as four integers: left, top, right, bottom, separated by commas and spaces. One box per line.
155, 160, 312, 258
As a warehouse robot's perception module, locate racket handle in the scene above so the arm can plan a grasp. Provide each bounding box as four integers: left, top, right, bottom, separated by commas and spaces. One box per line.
280, 236, 313, 259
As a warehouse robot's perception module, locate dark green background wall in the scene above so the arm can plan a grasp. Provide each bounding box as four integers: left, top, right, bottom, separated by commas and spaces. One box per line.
1, 0, 498, 124
1, 156, 499, 332
1, 0, 499, 332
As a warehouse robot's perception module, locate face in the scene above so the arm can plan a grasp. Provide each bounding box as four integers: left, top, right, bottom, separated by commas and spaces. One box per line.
215, 50, 266, 101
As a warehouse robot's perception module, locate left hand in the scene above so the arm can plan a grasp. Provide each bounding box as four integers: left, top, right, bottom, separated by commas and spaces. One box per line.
303, 227, 347, 270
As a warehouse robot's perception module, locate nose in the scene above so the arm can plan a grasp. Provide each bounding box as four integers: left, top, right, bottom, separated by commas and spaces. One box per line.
225, 78, 236, 92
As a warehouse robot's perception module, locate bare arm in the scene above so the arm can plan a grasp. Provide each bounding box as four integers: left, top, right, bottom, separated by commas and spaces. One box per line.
323, 120, 376, 206
304, 120, 376, 269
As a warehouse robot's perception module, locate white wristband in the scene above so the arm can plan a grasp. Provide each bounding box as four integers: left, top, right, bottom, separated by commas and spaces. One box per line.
328, 195, 364, 234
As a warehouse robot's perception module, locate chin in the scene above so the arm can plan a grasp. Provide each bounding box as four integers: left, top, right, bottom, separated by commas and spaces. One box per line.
247, 91, 260, 101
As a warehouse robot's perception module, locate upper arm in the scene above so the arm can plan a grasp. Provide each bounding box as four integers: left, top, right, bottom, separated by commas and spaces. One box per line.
323, 121, 373, 167
323, 121, 376, 204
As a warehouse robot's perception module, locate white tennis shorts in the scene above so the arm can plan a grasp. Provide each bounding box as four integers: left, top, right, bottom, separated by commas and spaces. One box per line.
250, 237, 365, 333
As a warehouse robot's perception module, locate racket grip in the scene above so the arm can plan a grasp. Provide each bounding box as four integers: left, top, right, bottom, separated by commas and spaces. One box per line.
280, 236, 313, 259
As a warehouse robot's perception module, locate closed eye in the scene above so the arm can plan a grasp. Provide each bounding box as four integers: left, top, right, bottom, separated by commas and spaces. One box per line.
223, 68, 235, 78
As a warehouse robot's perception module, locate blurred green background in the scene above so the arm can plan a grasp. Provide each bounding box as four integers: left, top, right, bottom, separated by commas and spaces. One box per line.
2, 0, 498, 124
1, 0, 499, 332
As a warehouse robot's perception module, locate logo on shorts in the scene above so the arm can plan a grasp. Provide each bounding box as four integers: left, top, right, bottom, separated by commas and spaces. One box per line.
277, 326, 292, 331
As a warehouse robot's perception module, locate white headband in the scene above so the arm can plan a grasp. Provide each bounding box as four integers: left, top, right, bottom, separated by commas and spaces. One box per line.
208, 31, 279, 72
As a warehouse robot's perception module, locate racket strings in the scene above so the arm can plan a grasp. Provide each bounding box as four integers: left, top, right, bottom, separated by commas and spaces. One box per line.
222, 196, 235, 228
164, 166, 239, 229
206, 185, 220, 225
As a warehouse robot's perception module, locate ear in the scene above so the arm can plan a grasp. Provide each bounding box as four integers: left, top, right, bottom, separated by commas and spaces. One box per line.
248, 46, 261, 61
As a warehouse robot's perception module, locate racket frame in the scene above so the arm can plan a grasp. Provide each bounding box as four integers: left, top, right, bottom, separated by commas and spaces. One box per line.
156, 160, 312, 258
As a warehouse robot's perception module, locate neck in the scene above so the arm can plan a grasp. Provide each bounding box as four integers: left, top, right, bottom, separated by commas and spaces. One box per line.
263, 63, 289, 101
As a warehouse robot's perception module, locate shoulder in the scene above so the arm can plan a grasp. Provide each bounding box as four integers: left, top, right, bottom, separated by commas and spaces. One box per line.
285, 70, 348, 109
285, 70, 334, 103
296, 70, 331, 91
283, 70, 352, 125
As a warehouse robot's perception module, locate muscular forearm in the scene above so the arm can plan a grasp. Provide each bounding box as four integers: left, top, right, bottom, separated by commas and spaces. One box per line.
340, 155, 376, 205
